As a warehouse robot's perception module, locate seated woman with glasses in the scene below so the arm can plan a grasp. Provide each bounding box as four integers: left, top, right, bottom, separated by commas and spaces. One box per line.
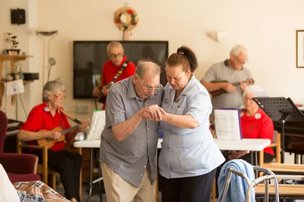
18, 79, 89, 202
92, 41, 136, 108
227, 85, 275, 163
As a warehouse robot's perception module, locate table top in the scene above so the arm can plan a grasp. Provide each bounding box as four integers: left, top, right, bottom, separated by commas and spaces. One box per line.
214, 138, 270, 151
74, 138, 270, 151
74, 140, 100, 148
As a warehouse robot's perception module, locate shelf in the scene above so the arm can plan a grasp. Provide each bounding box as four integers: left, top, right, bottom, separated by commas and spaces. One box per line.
0, 55, 32, 107
0, 55, 32, 75
0, 55, 27, 62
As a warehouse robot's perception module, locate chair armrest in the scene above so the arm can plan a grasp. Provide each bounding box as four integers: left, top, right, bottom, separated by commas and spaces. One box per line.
18, 144, 45, 150
266, 143, 277, 148
0, 153, 38, 174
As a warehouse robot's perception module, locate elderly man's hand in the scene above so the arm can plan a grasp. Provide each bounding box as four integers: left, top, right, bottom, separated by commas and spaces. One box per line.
139, 105, 165, 121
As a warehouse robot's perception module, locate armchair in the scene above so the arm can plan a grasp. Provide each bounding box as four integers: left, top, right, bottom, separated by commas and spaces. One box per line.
0, 153, 40, 182
0, 110, 41, 183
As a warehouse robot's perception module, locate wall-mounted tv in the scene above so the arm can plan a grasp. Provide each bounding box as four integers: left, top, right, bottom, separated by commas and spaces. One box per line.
73, 40, 169, 99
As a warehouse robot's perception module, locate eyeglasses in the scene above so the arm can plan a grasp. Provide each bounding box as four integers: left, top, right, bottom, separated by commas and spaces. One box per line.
142, 83, 162, 91
235, 57, 249, 65
109, 53, 123, 59
52, 92, 65, 99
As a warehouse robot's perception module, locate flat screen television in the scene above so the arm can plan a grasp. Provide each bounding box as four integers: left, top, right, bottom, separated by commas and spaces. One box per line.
73, 40, 169, 99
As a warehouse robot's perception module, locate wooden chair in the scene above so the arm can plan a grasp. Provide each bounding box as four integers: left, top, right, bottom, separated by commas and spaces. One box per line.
259, 131, 281, 167
259, 132, 304, 175
17, 139, 58, 189
17, 139, 83, 199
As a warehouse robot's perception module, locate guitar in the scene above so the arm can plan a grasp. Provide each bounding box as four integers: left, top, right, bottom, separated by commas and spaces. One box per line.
210, 78, 255, 97
37, 125, 79, 149
97, 60, 129, 104
97, 82, 114, 104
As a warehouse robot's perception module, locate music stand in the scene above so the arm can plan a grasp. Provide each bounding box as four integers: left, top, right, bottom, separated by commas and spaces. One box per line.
253, 97, 304, 163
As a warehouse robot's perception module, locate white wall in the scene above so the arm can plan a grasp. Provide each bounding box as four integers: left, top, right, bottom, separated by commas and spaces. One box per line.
1, 0, 304, 120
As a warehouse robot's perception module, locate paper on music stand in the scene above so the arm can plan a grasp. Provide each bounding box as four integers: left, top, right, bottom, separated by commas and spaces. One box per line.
86, 110, 106, 140
214, 108, 242, 140
6, 79, 24, 95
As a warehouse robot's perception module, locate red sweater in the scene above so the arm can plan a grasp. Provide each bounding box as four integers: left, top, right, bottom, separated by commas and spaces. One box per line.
240, 108, 274, 156
101, 56, 136, 87
21, 103, 71, 152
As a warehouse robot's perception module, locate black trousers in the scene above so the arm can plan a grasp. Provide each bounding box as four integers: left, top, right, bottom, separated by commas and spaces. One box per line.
160, 169, 216, 202
35, 149, 82, 201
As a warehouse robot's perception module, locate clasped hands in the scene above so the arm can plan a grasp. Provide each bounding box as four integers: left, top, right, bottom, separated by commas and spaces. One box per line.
139, 105, 166, 121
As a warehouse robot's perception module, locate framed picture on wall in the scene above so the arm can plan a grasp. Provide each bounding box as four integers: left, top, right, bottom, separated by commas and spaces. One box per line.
296, 30, 304, 68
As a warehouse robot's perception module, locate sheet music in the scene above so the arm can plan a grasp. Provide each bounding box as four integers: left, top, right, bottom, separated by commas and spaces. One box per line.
214, 109, 242, 140
6, 79, 24, 95
86, 110, 106, 140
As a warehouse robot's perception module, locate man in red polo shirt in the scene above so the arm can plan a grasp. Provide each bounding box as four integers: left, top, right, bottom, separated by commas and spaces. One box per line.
92, 41, 136, 108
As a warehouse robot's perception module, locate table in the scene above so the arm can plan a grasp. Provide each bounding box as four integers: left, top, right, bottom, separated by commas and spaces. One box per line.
74, 140, 102, 202
214, 138, 271, 151
215, 138, 271, 166
158, 138, 270, 151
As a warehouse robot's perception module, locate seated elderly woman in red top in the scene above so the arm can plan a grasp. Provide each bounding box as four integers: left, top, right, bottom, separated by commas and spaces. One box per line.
18, 79, 89, 202
228, 85, 275, 163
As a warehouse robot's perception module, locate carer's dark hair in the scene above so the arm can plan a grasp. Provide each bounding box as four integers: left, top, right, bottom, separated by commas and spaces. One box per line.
166, 46, 198, 72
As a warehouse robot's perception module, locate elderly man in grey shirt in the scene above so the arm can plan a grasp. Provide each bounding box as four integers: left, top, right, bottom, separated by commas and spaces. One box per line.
201, 45, 253, 125
100, 59, 162, 202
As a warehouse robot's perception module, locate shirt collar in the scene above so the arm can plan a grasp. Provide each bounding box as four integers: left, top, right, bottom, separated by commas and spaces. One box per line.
168, 74, 196, 96
127, 76, 137, 99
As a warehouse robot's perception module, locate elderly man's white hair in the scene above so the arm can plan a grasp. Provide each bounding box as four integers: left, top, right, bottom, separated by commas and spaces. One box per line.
230, 45, 247, 57
243, 85, 268, 98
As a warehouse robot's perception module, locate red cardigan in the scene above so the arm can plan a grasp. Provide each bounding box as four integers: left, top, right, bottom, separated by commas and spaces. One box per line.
240, 108, 274, 156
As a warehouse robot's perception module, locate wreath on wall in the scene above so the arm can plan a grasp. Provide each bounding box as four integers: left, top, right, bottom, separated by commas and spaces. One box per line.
114, 6, 139, 32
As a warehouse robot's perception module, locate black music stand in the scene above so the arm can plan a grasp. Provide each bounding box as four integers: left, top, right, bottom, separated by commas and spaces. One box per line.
253, 97, 304, 163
